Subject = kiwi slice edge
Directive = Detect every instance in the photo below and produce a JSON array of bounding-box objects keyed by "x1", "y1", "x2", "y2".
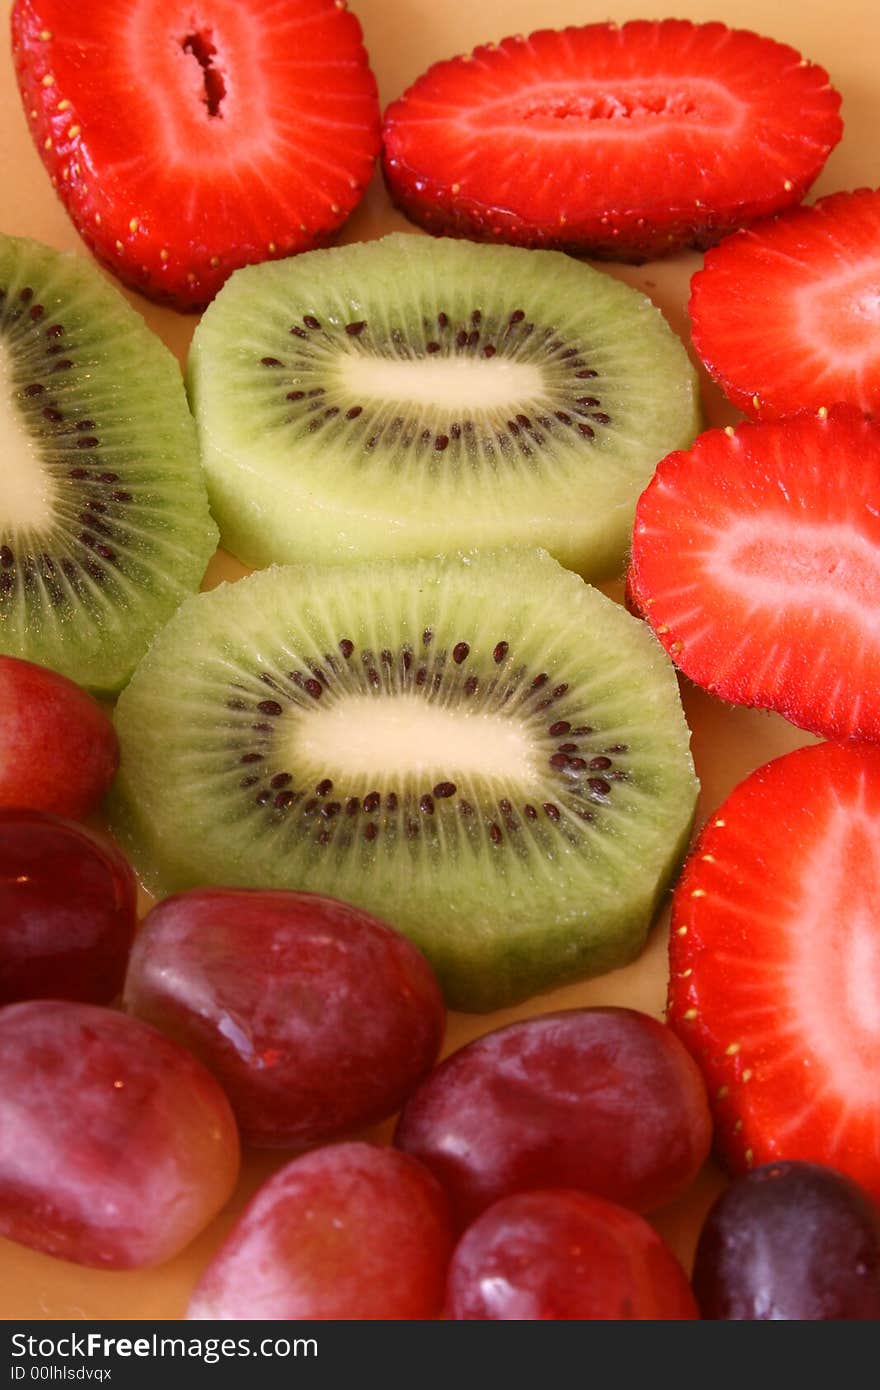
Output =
[
  {"x1": 187, "y1": 233, "x2": 701, "y2": 582},
  {"x1": 108, "y1": 547, "x2": 698, "y2": 1011},
  {"x1": 0, "y1": 233, "x2": 217, "y2": 695}
]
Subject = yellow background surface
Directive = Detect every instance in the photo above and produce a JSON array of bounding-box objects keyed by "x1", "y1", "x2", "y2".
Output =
[{"x1": 0, "y1": 0, "x2": 868, "y2": 1318}]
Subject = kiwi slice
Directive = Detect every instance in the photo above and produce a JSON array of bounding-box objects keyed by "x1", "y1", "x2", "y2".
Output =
[
  {"x1": 0, "y1": 234, "x2": 218, "y2": 694},
  {"x1": 187, "y1": 234, "x2": 700, "y2": 580},
  {"x1": 109, "y1": 548, "x2": 698, "y2": 1011}
]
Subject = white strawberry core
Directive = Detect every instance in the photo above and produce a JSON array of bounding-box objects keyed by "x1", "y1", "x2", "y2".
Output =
[
  {"x1": 336, "y1": 353, "x2": 545, "y2": 412},
  {"x1": 709, "y1": 518, "x2": 880, "y2": 615},
  {"x1": 283, "y1": 694, "x2": 536, "y2": 784},
  {"x1": 802, "y1": 269, "x2": 880, "y2": 360},
  {"x1": 790, "y1": 798, "x2": 880, "y2": 1103},
  {"x1": 488, "y1": 80, "x2": 740, "y2": 132},
  {"x1": 0, "y1": 345, "x2": 55, "y2": 532}
]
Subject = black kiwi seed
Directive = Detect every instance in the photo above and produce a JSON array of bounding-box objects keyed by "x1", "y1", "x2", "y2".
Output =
[
  {"x1": 230, "y1": 262, "x2": 622, "y2": 522},
  {"x1": 1, "y1": 235, "x2": 217, "y2": 694},
  {"x1": 90, "y1": 364, "x2": 701, "y2": 994},
  {"x1": 216, "y1": 621, "x2": 635, "y2": 868}
]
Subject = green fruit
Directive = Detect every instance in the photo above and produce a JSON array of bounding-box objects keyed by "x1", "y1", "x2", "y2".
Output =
[
  {"x1": 188, "y1": 233, "x2": 700, "y2": 580},
  {"x1": 109, "y1": 549, "x2": 698, "y2": 1011},
  {"x1": 0, "y1": 234, "x2": 217, "y2": 694}
]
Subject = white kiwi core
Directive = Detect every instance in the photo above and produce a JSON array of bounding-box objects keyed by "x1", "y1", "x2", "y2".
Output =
[
  {"x1": 283, "y1": 693, "x2": 537, "y2": 784},
  {"x1": 0, "y1": 344, "x2": 56, "y2": 532},
  {"x1": 335, "y1": 352, "x2": 546, "y2": 411}
]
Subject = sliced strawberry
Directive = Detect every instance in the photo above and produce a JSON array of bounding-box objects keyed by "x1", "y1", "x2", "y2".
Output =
[
  {"x1": 691, "y1": 189, "x2": 880, "y2": 419},
  {"x1": 381, "y1": 20, "x2": 841, "y2": 262},
  {"x1": 629, "y1": 406, "x2": 880, "y2": 742},
  {"x1": 11, "y1": 0, "x2": 381, "y2": 309},
  {"x1": 668, "y1": 742, "x2": 880, "y2": 1203}
]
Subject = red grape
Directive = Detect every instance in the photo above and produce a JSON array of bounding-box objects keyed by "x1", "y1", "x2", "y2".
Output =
[
  {"x1": 693, "y1": 1161, "x2": 880, "y2": 1319},
  {"x1": 187, "y1": 1142, "x2": 454, "y2": 1319},
  {"x1": 446, "y1": 1189, "x2": 698, "y2": 1320},
  {"x1": 0, "y1": 810, "x2": 138, "y2": 1005},
  {"x1": 0, "y1": 1001, "x2": 240, "y2": 1268},
  {"x1": 124, "y1": 888, "x2": 445, "y2": 1147},
  {"x1": 395, "y1": 1007, "x2": 711, "y2": 1226},
  {"x1": 0, "y1": 656, "x2": 118, "y2": 819}
]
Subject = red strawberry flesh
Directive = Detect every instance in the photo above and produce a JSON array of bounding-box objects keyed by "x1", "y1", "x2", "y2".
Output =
[
  {"x1": 690, "y1": 188, "x2": 880, "y2": 419},
  {"x1": 668, "y1": 742, "x2": 880, "y2": 1203},
  {"x1": 629, "y1": 406, "x2": 880, "y2": 742},
  {"x1": 11, "y1": 0, "x2": 381, "y2": 309},
  {"x1": 382, "y1": 20, "x2": 841, "y2": 261}
]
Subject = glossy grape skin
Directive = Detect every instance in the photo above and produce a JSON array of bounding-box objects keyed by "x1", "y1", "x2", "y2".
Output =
[
  {"x1": 0, "y1": 656, "x2": 118, "y2": 819},
  {"x1": 395, "y1": 1007, "x2": 711, "y2": 1227},
  {"x1": 693, "y1": 1161, "x2": 880, "y2": 1319},
  {"x1": 0, "y1": 1001, "x2": 240, "y2": 1269},
  {"x1": 124, "y1": 888, "x2": 445, "y2": 1147},
  {"x1": 0, "y1": 811, "x2": 138, "y2": 1006},
  {"x1": 446, "y1": 1189, "x2": 698, "y2": 1320},
  {"x1": 187, "y1": 1142, "x2": 454, "y2": 1319}
]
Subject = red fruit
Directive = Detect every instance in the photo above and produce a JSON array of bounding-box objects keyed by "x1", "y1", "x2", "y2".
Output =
[
  {"x1": 382, "y1": 20, "x2": 841, "y2": 261},
  {"x1": 629, "y1": 407, "x2": 880, "y2": 742},
  {"x1": 187, "y1": 1143, "x2": 454, "y2": 1319},
  {"x1": 0, "y1": 810, "x2": 137, "y2": 1006},
  {"x1": 0, "y1": 1001, "x2": 240, "y2": 1268},
  {"x1": 668, "y1": 742, "x2": 880, "y2": 1203},
  {"x1": 0, "y1": 656, "x2": 118, "y2": 819},
  {"x1": 690, "y1": 189, "x2": 880, "y2": 419},
  {"x1": 446, "y1": 1190, "x2": 698, "y2": 1320},
  {"x1": 693, "y1": 1161, "x2": 880, "y2": 1320},
  {"x1": 124, "y1": 888, "x2": 445, "y2": 1147},
  {"x1": 11, "y1": 0, "x2": 381, "y2": 310},
  {"x1": 395, "y1": 1007, "x2": 711, "y2": 1228}
]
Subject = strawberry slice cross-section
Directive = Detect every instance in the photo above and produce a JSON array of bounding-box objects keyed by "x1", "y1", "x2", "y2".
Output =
[
  {"x1": 668, "y1": 742, "x2": 880, "y2": 1203},
  {"x1": 690, "y1": 189, "x2": 880, "y2": 419},
  {"x1": 382, "y1": 20, "x2": 842, "y2": 262},
  {"x1": 628, "y1": 406, "x2": 880, "y2": 742},
  {"x1": 11, "y1": 0, "x2": 381, "y2": 309}
]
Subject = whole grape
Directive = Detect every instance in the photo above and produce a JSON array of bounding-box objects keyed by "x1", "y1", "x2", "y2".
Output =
[{"x1": 693, "y1": 1161, "x2": 880, "y2": 1319}]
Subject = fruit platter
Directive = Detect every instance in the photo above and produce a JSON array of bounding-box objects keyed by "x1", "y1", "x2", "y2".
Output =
[{"x1": 1, "y1": 0, "x2": 879, "y2": 1320}]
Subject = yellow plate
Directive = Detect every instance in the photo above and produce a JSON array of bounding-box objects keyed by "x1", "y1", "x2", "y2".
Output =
[{"x1": 0, "y1": 0, "x2": 867, "y2": 1319}]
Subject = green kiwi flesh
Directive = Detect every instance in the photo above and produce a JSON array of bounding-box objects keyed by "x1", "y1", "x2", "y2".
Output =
[
  {"x1": 0, "y1": 235, "x2": 218, "y2": 694},
  {"x1": 187, "y1": 234, "x2": 700, "y2": 581},
  {"x1": 109, "y1": 548, "x2": 698, "y2": 1011}
]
